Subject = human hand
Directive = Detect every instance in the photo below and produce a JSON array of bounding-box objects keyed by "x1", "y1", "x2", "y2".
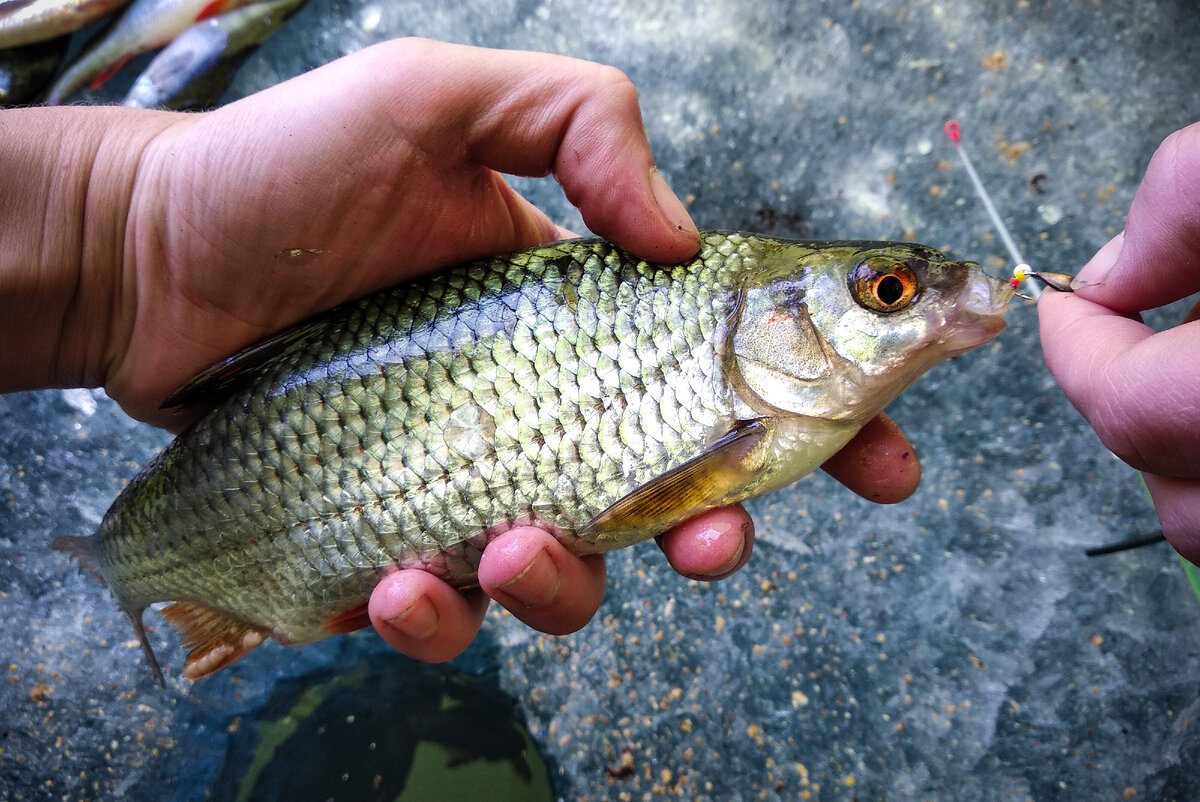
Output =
[
  {"x1": 1038, "y1": 121, "x2": 1200, "y2": 564},
  {"x1": 114, "y1": 39, "x2": 727, "y2": 661},
  {"x1": 95, "y1": 38, "x2": 699, "y2": 430}
]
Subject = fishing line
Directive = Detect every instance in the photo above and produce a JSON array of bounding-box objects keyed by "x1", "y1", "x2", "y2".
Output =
[{"x1": 943, "y1": 119, "x2": 1044, "y2": 298}]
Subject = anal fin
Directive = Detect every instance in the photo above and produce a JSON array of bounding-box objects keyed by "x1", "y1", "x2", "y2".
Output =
[
  {"x1": 160, "y1": 601, "x2": 270, "y2": 680},
  {"x1": 88, "y1": 56, "x2": 131, "y2": 90}
]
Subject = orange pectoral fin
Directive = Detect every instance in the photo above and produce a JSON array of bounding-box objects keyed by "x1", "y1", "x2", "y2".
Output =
[{"x1": 160, "y1": 601, "x2": 270, "y2": 680}]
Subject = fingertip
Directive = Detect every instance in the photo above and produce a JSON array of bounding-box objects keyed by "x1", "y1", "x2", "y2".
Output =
[
  {"x1": 550, "y1": 74, "x2": 700, "y2": 265},
  {"x1": 571, "y1": 168, "x2": 701, "y2": 264},
  {"x1": 1072, "y1": 231, "x2": 1123, "y2": 289},
  {"x1": 479, "y1": 527, "x2": 563, "y2": 607},
  {"x1": 368, "y1": 570, "x2": 488, "y2": 663},
  {"x1": 822, "y1": 414, "x2": 921, "y2": 504},
  {"x1": 648, "y1": 168, "x2": 702, "y2": 252},
  {"x1": 479, "y1": 527, "x2": 606, "y2": 635},
  {"x1": 1144, "y1": 473, "x2": 1200, "y2": 567},
  {"x1": 1034, "y1": 291, "x2": 1157, "y2": 420},
  {"x1": 657, "y1": 505, "x2": 754, "y2": 581}
]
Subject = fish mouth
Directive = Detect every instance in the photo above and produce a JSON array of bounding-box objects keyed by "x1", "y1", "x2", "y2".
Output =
[{"x1": 939, "y1": 270, "x2": 1014, "y2": 355}]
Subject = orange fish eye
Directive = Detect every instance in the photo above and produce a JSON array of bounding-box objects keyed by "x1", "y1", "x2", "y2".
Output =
[{"x1": 848, "y1": 258, "x2": 920, "y2": 313}]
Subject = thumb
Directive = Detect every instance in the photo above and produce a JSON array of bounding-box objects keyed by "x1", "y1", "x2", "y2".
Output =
[{"x1": 1075, "y1": 122, "x2": 1200, "y2": 313}]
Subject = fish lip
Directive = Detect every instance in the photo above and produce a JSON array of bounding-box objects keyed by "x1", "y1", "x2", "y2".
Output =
[
  {"x1": 938, "y1": 272, "x2": 1013, "y2": 354},
  {"x1": 960, "y1": 269, "x2": 1015, "y2": 318}
]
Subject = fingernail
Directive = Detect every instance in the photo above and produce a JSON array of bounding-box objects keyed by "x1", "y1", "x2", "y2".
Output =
[
  {"x1": 649, "y1": 168, "x2": 698, "y2": 235},
  {"x1": 389, "y1": 595, "x2": 438, "y2": 641},
  {"x1": 1075, "y1": 231, "x2": 1124, "y2": 286},
  {"x1": 501, "y1": 547, "x2": 559, "y2": 608},
  {"x1": 708, "y1": 536, "x2": 746, "y2": 579}
]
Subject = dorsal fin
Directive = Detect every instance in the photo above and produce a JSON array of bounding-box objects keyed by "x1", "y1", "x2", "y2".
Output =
[
  {"x1": 159, "y1": 314, "x2": 333, "y2": 409},
  {"x1": 88, "y1": 56, "x2": 131, "y2": 91},
  {"x1": 160, "y1": 601, "x2": 270, "y2": 680}
]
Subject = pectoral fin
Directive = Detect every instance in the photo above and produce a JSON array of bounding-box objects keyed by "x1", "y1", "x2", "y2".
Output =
[
  {"x1": 161, "y1": 601, "x2": 270, "y2": 680},
  {"x1": 578, "y1": 420, "x2": 769, "y2": 549}
]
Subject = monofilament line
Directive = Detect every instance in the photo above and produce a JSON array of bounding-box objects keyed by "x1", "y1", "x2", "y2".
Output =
[{"x1": 943, "y1": 120, "x2": 1039, "y2": 299}]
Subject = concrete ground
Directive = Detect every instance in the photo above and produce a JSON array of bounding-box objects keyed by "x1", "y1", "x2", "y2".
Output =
[{"x1": 3, "y1": 1, "x2": 1200, "y2": 799}]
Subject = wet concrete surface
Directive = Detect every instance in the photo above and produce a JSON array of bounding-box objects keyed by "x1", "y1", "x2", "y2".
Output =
[{"x1": 3, "y1": 1, "x2": 1200, "y2": 799}]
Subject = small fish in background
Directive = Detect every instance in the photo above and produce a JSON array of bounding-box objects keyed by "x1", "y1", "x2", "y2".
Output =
[
  {"x1": 53, "y1": 232, "x2": 1014, "y2": 683},
  {"x1": 0, "y1": 0, "x2": 131, "y2": 49},
  {"x1": 122, "y1": 0, "x2": 305, "y2": 110},
  {"x1": 42, "y1": 0, "x2": 257, "y2": 104},
  {"x1": 0, "y1": 31, "x2": 68, "y2": 104}
]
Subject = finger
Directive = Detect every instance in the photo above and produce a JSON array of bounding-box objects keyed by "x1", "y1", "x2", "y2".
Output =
[
  {"x1": 368, "y1": 569, "x2": 490, "y2": 663},
  {"x1": 1077, "y1": 122, "x2": 1200, "y2": 312},
  {"x1": 656, "y1": 505, "x2": 754, "y2": 581},
  {"x1": 1143, "y1": 473, "x2": 1200, "y2": 566},
  {"x1": 821, "y1": 413, "x2": 921, "y2": 503},
  {"x1": 378, "y1": 39, "x2": 700, "y2": 263},
  {"x1": 478, "y1": 526, "x2": 606, "y2": 635},
  {"x1": 1039, "y1": 291, "x2": 1200, "y2": 476},
  {"x1": 473, "y1": 71, "x2": 700, "y2": 262}
]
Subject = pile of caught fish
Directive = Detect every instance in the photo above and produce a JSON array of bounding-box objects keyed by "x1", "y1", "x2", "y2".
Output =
[{"x1": 0, "y1": 0, "x2": 305, "y2": 107}]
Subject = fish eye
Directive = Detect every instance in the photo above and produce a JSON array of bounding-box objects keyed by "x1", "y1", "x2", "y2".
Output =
[{"x1": 848, "y1": 258, "x2": 920, "y2": 313}]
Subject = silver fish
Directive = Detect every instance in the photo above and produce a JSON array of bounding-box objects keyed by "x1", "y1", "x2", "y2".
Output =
[
  {"x1": 43, "y1": 0, "x2": 255, "y2": 103},
  {"x1": 122, "y1": 0, "x2": 304, "y2": 110},
  {"x1": 0, "y1": 0, "x2": 130, "y2": 49}
]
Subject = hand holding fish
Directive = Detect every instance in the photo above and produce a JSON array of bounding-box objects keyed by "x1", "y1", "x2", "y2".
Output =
[
  {"x1": 1, "y1": 38, "x2": 928, "y2": 674},
  {"x1": 1039, "y1": 121, "x2": 1200, "y2": 565}
]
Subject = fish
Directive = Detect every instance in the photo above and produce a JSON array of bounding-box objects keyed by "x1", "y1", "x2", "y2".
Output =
[
  {"x1": 0, "y1": 0, "x2": 131, "y2": 49},
  {"x1": 42, "y1": 0, "x2": 255, "y2": 104},
  {"x1": 53, "y1": 231, "x2": 1014, "y2": 683},
  {"x1": 122, "y1": 0, "x2": 305, "y2": 110},
  {"x1": 0, "y1": 32, "x2": 68, "y2": 105}
]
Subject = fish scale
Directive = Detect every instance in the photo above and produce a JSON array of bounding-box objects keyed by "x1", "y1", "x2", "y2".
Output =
[
  {"x1": 54, "y1": 231, "x2": 1013, "y2": 681},
  {"x1": 143, "y1": 242, "x2": 717, "y2": 596}
]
